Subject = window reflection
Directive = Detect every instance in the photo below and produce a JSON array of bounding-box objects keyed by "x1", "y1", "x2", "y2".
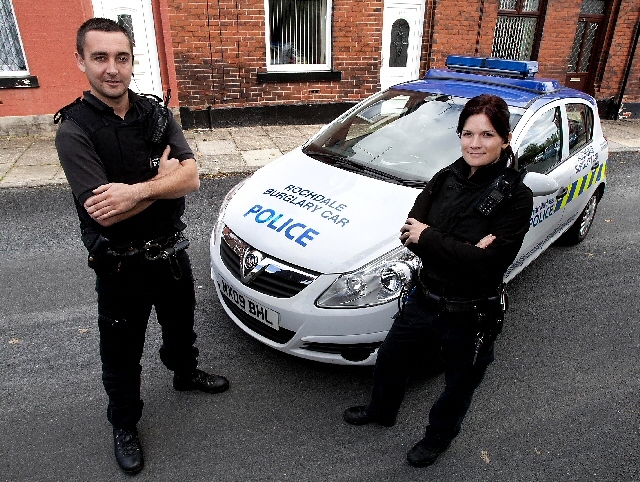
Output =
[{"x1": 518, "y1": 107, "x2": 562, "y2": 173}]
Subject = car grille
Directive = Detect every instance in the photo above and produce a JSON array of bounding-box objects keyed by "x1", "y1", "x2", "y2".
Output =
[
  {"x1": 220, "y1": 295, "x2": 296, "y2": 344},
  {"x1": 219, "y1": 226, "x2": 319, "y2": 298}
]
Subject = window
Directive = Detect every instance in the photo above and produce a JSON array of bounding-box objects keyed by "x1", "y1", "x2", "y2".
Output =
[
  {"x1": 389, "y1": 19, "x2": 410, "y2": 68},
  {"x1": 266, "y1": 0, "x2": 331, "y2": 72},
  {"x1": 566, "y1": 103, "x2": 594, "y2": 154},
  {"x1": 517, "y1": 107, "x2": 562, "y2": 174},
  {"x1": 492, "y1": 0, "x2": 546, "y2": 61},
  {"x1": 0, "y1": 0, "x2": 28, "y2": 77}
]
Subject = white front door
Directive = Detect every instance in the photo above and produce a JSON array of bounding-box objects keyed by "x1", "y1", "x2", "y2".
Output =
[
  {"x1": 92, "y1": 0, "x2": 163, "y2": 98},
  {"x1": 380, "y1": 0, "x2": 426, "y2": 91}
]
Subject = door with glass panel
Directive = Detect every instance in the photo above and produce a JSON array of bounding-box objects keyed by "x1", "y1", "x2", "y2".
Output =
[
  {"x1": 380, "y1": 0, "x2": 426, "y2": 90},
  {"x1": 565, "y1": 0, "x2": 607, "y2": 93},
  {"x1": 92, "y1": 0, "x2": 163, "y2": 98}
]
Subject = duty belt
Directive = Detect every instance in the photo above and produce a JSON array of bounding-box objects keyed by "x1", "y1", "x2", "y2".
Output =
[
  {"x1": 109, "y1": 232, "x2": 189, "y2": 261},
  {"x1": 421, "y1": 286, "x2": 502, "y2": 314}
]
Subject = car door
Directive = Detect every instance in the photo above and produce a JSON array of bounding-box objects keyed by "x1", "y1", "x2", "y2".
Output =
[
  {"x1": 554, "y1": 101, "x2": 600, "y2": 234},
  {"x1": 513, "y1": 103, "x2": 568, "y2": 262}
]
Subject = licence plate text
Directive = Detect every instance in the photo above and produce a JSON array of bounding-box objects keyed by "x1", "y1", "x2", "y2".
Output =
[{"x1": 218, "y1": 276, "x2": 280, "y2": 330}]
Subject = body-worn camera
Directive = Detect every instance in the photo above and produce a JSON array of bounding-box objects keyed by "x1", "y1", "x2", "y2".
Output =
[{"x1": 144, "y1": 90, "x2": 172, "y2": 173}]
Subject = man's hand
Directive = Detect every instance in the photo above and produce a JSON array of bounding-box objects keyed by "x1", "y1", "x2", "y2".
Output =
[
  {"x1": 84, "y1": 144, "x2": 198, "y2": 227},
  {"x1": 156, "y1": 145, "x2": 180, "y2": 178},
  {"x1": 84, "y1": 182, "x2": 143, "y2": 222},
  {"x1": 475, "y1": 234, "x2": 496, "y2": 249},
  {"x1": 400, "y1": 218, "x2": 429, "y2": 246}
]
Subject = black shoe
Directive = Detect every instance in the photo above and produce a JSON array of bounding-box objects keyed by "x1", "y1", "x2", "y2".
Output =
[
  {"x1": 406, "y1": 437, "x2": 450, "y2": 467},
  {"x1": 113, "y1": 427, "x2": 144, "y2": 475},
  {"x1": 343, "y1": 406, "x2": 395, "y2": 427},
  {"x1": 173, "y1": 369, "x2": 229, "y2": 394}
]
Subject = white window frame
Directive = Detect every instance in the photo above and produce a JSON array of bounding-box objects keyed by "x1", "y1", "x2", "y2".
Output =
[
  {"x1": 264, "y1": 0, "x2": 332, "y2": 72},
  {"x1": 0, "y1": 0, "x2": 29, "y2": 78}
]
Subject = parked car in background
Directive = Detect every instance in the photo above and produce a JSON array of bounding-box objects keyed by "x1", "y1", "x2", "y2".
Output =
[{"x1": 210, "y1": 56, "x2": 608, "y2": 365}]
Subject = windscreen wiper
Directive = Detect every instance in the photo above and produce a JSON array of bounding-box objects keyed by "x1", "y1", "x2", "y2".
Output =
[
  {"x1": 305, "y1": 148, "x2": 427, "y2": 189},
  {"x1": 304, "y1": 149, "x2": 365, "y2": 173}
]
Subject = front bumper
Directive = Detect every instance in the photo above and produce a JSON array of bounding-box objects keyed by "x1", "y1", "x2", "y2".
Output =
[{"x1": 209, "y1": 231, "x2": 395, "y2": 365}]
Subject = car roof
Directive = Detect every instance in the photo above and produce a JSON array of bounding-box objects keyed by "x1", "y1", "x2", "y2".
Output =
[{"x1": 391, "y1": 56, "x2": 596, "y2": 109}]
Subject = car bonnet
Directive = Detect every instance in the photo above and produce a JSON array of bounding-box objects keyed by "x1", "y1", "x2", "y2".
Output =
[{"x1": 220, "y1": 149, "x2": 421, "y2": 274}]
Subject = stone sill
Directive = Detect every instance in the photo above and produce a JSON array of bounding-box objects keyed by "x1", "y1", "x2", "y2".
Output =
[{"x1": 0, "y1": 76, "x2": 39, "y2": 89}]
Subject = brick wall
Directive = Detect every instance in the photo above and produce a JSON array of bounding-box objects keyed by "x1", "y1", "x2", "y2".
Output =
[
  {"x1": 597, "y1": 0, "x2": 640, "y2": 107},
  {"x1": 536, "y1": 0, "x2": 583, "y2": 81},
  {"x1": 0, "y1": 0, "x2": 91, "y2": 117},
  {"x1": 166, "y1": 0, "x2": 639, "y2": 118},
  {"x1": 168, "y1": 0, "x2": 384, "y2": 111},
  {"x1": 418, "y1": 0, "x2": 499, "y2": 76},
  {"x1": 428, "y1": 0, "x2": 486, "y2": 69}
]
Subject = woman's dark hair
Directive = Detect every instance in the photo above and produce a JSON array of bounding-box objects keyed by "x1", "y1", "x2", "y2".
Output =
[
  {"x1": 456, "y1": 94, "x2": 515, "y2": 165},
  {"x1": 456, "y1": 94, "x2": 511, "y2": 142},
  {"x1": 76, "y1": 18, "x2": 133, "y2": 59}
]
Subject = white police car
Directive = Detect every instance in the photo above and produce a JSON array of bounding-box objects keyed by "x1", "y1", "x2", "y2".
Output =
[{"x1": 210, "y1": 56, "x2": 607, "y2": 365}]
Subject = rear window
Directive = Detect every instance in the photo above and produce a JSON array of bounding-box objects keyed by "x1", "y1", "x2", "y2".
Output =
[{"x1": 567, "y1": 103, "x2": 594, "y2": 155}]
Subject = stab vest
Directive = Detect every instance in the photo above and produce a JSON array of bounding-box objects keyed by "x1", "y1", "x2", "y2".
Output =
[
  {"x1": 56, "y1": 95, "x2": 185, "y2": 245},
  {"x1": 424, "y1": 160, "x2": 525, "y2": 246}
]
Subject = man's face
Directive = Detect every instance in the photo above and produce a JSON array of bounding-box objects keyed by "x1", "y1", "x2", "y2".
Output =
[{"x1": 75, "y1": 30, "x2": 133, "y2": 105}]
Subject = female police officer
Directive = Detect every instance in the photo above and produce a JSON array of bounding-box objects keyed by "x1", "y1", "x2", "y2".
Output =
[{"x1": 343, "y1": 94, "x2": 533, "y2": 467}]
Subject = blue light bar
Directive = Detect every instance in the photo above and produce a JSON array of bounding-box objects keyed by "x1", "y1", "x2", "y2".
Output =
[
  {"x1": 424, "y1": 69, "x2": 562, "y2": 95},
  {"x1": 445, "y1": 55, "x2": 539, "y2": 79}
]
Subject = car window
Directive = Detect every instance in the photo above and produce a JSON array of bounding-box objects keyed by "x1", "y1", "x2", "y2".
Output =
[
  {"x1": 517, "y1": 107, "x2": 562, "y2": 174},
  {"x1": 566, "y1": 103, "x2": 594, "y2": 155}
]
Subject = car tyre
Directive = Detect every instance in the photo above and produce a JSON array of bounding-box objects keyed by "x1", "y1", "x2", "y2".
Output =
[{"x1": 557, "y1": 192, "x2": 599, "y2": 245}]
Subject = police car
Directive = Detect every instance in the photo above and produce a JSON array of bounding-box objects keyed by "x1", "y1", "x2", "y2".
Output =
[{"x1": 210, "y1": 56, "x2": 607, "y2": 365}]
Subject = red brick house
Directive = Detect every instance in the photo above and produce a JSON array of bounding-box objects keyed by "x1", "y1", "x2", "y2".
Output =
[
  {"x1": 1, "y1": 0, "x2": 638, "y2": 132},
  {"x1": 0, "y1": 0, "x2": 180, "y2": 133}
]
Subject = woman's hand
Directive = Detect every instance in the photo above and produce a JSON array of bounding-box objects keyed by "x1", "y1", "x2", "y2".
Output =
[
  {"x1": 400, "y1": 218, "x2": 429, "y2": 246},
  {"x1": 475, "y1": 234, "x2": 496, "y2": 249}
]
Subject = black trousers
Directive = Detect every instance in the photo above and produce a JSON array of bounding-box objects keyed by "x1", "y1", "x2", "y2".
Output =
[
  {"x1": 95, "y1": 250, "x2": 198, "y2": 428},
  {"x1": 367, "y1": 288, "x2": 495, "y2": 445}
]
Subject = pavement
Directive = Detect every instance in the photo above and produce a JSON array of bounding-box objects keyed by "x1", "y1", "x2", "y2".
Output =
[{"x1": 0, "y1": 119, "x2": 639, "y2": 189}]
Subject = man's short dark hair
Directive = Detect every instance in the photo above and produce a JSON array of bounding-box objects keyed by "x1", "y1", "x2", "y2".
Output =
[{"x1": 76, "y1": 17, "x2": 134, "y2": 58}]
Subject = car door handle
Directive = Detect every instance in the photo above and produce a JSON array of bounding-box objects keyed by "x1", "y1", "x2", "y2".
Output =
[
  {"x1": 556, "y1": 187, "x2": 568, "y2": 199},
  {"x1": 591, "y1": 160, "x2": 600, "y2": 171}
]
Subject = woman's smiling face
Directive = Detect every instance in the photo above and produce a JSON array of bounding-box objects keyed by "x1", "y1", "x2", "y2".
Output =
[{"x1": 460, "y1": 113, "x2": 510, "y2": 175}]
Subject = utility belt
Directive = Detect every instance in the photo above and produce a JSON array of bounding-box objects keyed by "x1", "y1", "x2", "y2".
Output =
[
  {"x1": 417, "y1": 281, "x2": 508, "y2": 365},
  {"x1": 419, "y1": 281, "x2": 508, "y2": 316},
  {"x1": 108, "y1": 232, "x2": 190, "y2": 261},
  {"x1": 87, "y1": 232, "x2": 189, "y2": 277}
]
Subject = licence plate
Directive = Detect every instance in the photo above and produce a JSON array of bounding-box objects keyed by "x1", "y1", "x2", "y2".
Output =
[{"x1": 218, "y1": 276, "x2": 280, "y2": 330}]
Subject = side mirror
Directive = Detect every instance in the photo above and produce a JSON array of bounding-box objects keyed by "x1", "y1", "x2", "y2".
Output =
[{"x1": 522, "y1": 172, "x2": 559, "y2": 196}]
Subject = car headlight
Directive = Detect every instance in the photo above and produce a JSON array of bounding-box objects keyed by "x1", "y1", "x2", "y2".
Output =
[
  {"x1": 316, "y1": 247, "x2": 420, "y2": 308},
  {"x1": 213, "y1": 176, "x2": 250, "y2": 245}
]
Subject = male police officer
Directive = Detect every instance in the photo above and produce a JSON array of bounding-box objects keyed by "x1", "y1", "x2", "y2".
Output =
[{"x1": 55, "y1": 18, "x2": 229, "y2": 475}]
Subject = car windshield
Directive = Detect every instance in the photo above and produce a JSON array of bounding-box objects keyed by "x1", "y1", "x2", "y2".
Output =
[{"x1": 304, "y1": 89, "x2": 523, "y2": 185}]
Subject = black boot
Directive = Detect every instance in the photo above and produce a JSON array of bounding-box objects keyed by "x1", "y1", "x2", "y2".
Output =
[
  {"x1": 406, "y1": 435, "x2": 450, "y2": 467},
  {"x1": 173, "y1": 368, "x2": 229, "y2": 394},
  {"x1": 343, "y1": 406, "x2": 395, "y2": 427},
  {"x1": 113, "y1": 427, "x2": 144, "y2": 474}
]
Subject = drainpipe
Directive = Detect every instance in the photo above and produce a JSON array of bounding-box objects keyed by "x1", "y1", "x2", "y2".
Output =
[{"x1": 615, "y1": 15, "x2": 640, "y2": 119}]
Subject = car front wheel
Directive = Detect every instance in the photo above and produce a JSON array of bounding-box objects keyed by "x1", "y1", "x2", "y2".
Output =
[{"x1": 558, "y1": 192, "x2": 599, "y2": 245}]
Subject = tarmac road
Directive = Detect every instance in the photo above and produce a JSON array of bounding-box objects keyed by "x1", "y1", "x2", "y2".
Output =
[{"x1": 0, "y1": 152, "x2": 638, "y2": 481}]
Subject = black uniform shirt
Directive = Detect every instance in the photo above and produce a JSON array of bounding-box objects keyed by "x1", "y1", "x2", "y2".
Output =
[
  {"x1": 55, "y1": 90, "x2": 195, "y2": 243},
  {"x1": 407, "y1": 156, "x2": 533, "y2": 299}
]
